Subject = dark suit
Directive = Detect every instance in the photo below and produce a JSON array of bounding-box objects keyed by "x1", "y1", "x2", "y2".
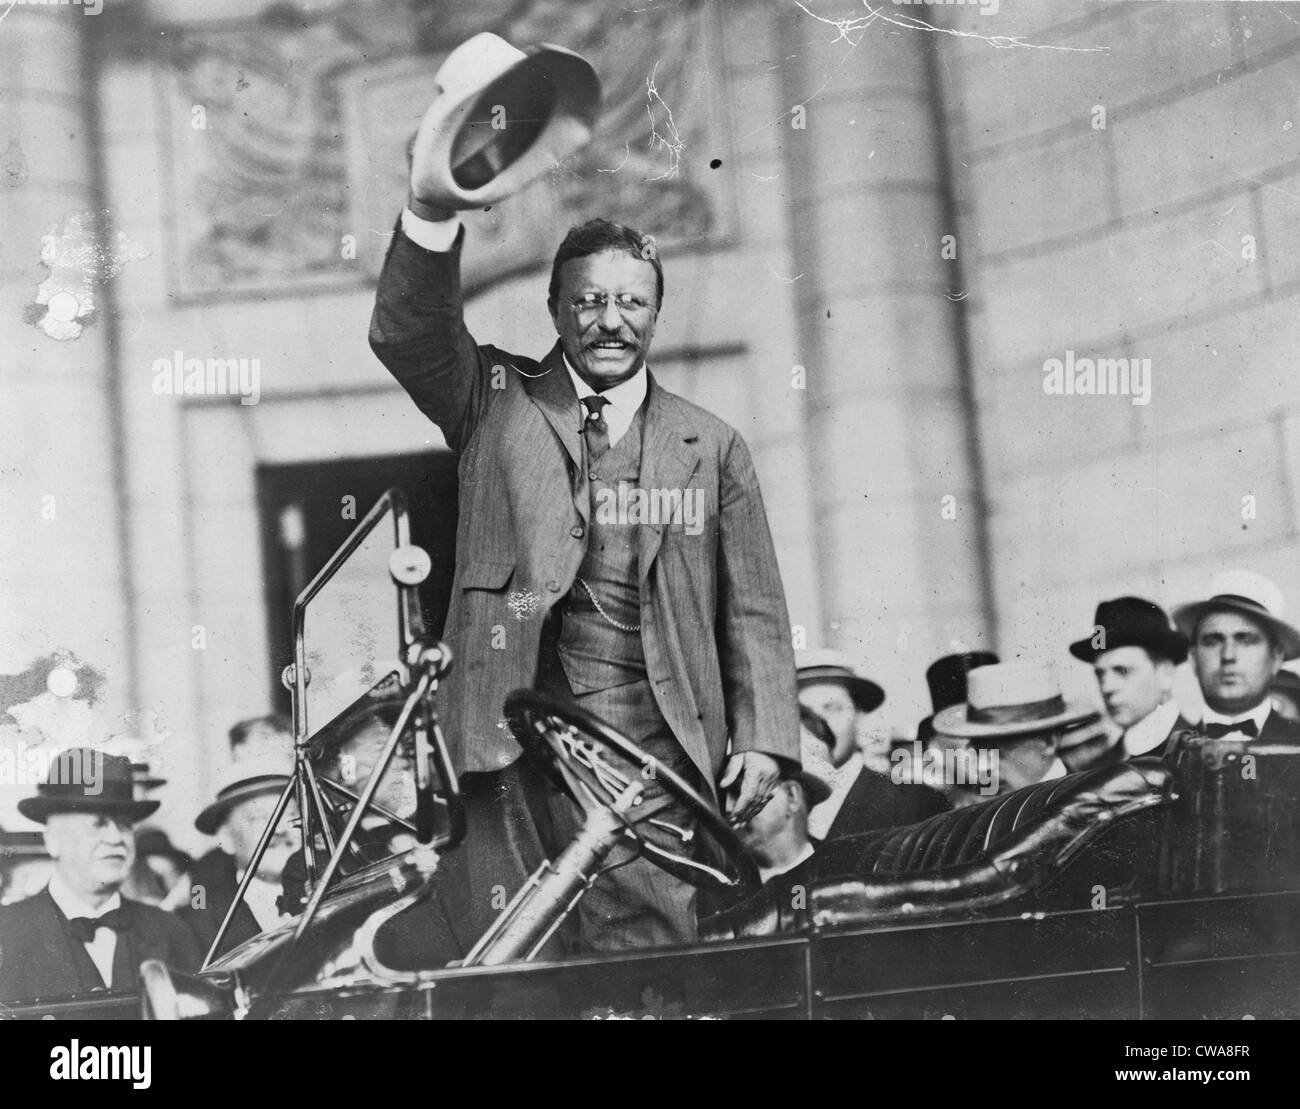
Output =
[
  {"x1": 279, "y1": 823, "x2": 469, "y2": 969},
  {"x1": 177, "y1": 848, "x2": 262, "y2": 960},
  {"x1": 369, "y1": 226, "x2": 800, "y2": 949},
  {"x1": 0, "y1": 888, "x2": 201, "y2": 1003},
  {"x1": 1162, "y1": 708, "x2": 1300, "y2": 761},
  {"x1": 369, "y1": 228, "x2": 799, "y2": 781},
  {"x1": 698, "y1": 840, "x2": 822, "y2": 925},
  {"x1": 824, "y1": 767, "x2": 951, "y2": 840},
  {"x1": 1259, "y1": 709, "x2": 1300, "y2": 741}
]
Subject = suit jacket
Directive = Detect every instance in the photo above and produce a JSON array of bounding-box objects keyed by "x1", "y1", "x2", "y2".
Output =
[
  {"x1": 0, "y1": 888, "x2": 202, "y2": 1003},
  {"x1": 177, "y1": 848, "x2": 262, "y2": 960},
  {"x1": 369, "y1": 228, "x2": 800, "y2": 785},
  {"x1": 1163, "y1": 707, "x2": 1300, "y2": 757},
  {"x1": 825, "y1": 767, "x2": 952, "y2": 840},
  {"x1": 698, "y1": 839, "x2": 823, "y2": 924},
  {"x1": 1087, "y1": 708, "x2": 1300, "y2": 769},
  {"x1": 1259, "y1": 709, "x2": 1300, "y2": 742}
]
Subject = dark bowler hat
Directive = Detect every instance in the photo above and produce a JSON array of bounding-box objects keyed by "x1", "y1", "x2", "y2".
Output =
[
  {"x1": 17, "y1": 748, "x2": 159, "y2": 824},
  {"x1": 918, "y1": 651, "x2": 998, "y2": 741},
  {"x1": 795, "y1": 649, "x2": 885, "y2": 714},
  {"x1": 1070, "y1": 596, "x2": 1188, "y2": 664}
]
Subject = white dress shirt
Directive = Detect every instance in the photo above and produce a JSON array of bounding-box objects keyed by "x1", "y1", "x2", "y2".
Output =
[
  {"x1": 1121, "y1": 699, "x2": 1182, "y2": 757},
  {"x1": 1200, "y1": 698, "x2": 1274, "y2": 738},
  {"x1": 807, "y1": 752, "x2": 861, "y2": 841},
  {"x1": 241, "y1": 874, "x2": 288, "y2": 933},
  {"x1": 400, "y1": 208, "x2": 461, "y2": 252},
  {"x1": 46, "y1": 873, "x2": 122, "y2": 987},
  {"x1": 563, "y1": 358, "x2": 647, "y2": 448},
  {"x1": 759, "y1": 842, "x2": 816, "y2": 886}
]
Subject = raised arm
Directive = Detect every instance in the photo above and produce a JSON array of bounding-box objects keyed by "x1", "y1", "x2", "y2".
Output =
[{"x1": 368, "y1": 217, "x2": 495, "y2": 455}]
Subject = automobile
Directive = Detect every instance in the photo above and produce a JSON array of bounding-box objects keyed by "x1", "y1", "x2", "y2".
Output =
[{"x1": 5, "y1": 489, "x2": 1300, "y2": 1021}]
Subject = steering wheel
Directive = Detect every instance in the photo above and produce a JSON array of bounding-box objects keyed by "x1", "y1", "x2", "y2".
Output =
[{"x1": 504, "y1": 689, "x2": 760, "y2": 893}]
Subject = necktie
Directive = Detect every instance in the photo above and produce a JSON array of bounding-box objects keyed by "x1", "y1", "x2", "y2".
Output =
[
  {"x1": 1203, "y1": 719, "x2": 1259, "y2": 739},
  {"x1": 68, "y1": 907, "x2": 128, "y2": 944},
  {"x1": 581, "y1": 394, "x2": 610, "y2": 462}
]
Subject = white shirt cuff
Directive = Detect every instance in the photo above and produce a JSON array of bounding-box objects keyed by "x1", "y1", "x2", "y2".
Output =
[{"x1": 400, "y1": 208, "x2": 462, "y2": 252}]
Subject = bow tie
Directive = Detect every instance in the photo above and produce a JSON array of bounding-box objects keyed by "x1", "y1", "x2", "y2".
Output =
[
  {"x1": 67, "y1": 908, "x2": 127, "y2": 944},
  {"x1": 1203, "y1": 719, "x2": 1259, "y2": 739}
]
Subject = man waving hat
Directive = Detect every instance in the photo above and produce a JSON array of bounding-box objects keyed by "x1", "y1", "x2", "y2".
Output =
[{"x1": 370, "y1": 32, "x2": 801, "y2": 953}]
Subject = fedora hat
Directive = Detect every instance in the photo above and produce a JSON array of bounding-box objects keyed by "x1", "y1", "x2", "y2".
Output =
[
  {"x1": 1069, "y1": 596, "x2": 1188, "y2": 664},
  {"x1": 932, "y1": 661, "x2": 1100, "y2": 741},
  {"x1": 795, "y1": 649, "x2": 885, "y2": 714},
  {"x1": 17, "y1": 748, "x2": 159, "y2": 824},
  {"x1": 410, "y1": 32, "x2": 600, "y2": 210},
  {"x1": 1173, "y1": 570, "x2": 1300, "y2": 661},
  {"x1": 195, "y1": 756, "x2": 291, "y2": 837},
  {"x1": 779, "y1": 762, "x2": 831, "y2": 808}
]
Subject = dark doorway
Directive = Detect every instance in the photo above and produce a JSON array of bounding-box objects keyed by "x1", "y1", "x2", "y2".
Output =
[{"x1": 256, "y1": 452, "x2": 459, "y2": 713}]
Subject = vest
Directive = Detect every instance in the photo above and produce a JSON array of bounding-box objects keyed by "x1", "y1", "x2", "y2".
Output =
[{"x1": 557, "y1": 407, "x2": 648, "y2": 694}]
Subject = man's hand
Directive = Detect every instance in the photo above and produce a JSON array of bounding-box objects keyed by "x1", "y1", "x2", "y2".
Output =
[
  {"x1": 405, "y1": 130, "x2": 458, "y2": 223},
  {"x1": 720, "y1": 751, "x2": 781, "y2": 826}
]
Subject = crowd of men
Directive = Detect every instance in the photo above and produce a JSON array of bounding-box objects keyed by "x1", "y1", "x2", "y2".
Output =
[{"x1": 1, "y1": 563, "x2": 1297, "y2": 1004}]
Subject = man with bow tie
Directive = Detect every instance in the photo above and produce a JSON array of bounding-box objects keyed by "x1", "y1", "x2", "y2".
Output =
[
  {"x1": 1172, "y1": 571, "x2": 1300, "y2": 744},
  {"x1": 0, "y1": 750, "x2": 201, "y2": 1003}
]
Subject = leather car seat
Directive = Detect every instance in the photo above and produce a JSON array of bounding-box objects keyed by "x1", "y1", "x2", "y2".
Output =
[{"x1": 703, "y1": 760, "x2": 1174, "y2": 940}]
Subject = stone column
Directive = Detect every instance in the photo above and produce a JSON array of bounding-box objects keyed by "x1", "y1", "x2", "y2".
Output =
[
  {"x1": 0, "y1": 8, "x2": 135, "y2": 820},
  {"x1": 776, "y1": 4, "x2": 995, "y2": 730}
]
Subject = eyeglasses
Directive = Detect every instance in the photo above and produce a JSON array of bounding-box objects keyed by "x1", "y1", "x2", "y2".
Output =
[{"x1": 567, "y1": 292, "x2": 656, "y2": 320}]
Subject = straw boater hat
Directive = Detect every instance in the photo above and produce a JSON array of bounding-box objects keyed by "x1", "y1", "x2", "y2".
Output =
[
  {"x1": 17, "y1": 749, "x2": 158, "y2": 824},
  {"x1": 932, "y1": 661, "x2": 1099, "y2": 742},
  {"x1": 1172, "y1": 570, "x2": 1300, "y2": 661},
  {"x1": 794, "y1": 649, "x2": 885, "y2": 715},
  {"x1": 1069, "y1": 596, "x2": 1188, "y2": 664},
  {"x1": 409, "y1": 32, "x2": 601, "y2": 210},
  {"x1": 195, "y1": 756, "x2": 291, "y2": 837}
]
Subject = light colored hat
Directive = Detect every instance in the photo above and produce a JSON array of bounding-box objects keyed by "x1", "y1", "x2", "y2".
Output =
[
  {"x1": 932, "y1": 661, "x2": 1099, "y2": 741},
  {"x1": 195, "y1": 755, "x2": 291, "y2": 836},
  {"x1": 795, "y1": 648, "x2": 885, "y2": 713},
  {"x1": 1172, "y1": 570, "x2": 1300, "y2": 661},
  {"x1": 409, "y1": 32, "x2": 600, "y2": 210}
]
